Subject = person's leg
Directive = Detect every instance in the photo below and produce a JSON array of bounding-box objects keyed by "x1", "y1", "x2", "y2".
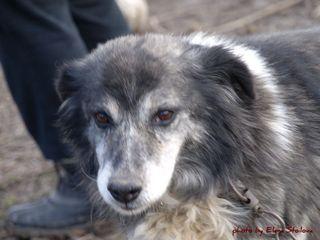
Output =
[
  {"x1": 0, "y1": 0, "x2": 92, "y2": 235},
  {"x1": 69, "y1": 0, "x2": 131, "y2": 51},
  {"x1": 0, "y1": 0, "x2": 87, "y2": 160}
]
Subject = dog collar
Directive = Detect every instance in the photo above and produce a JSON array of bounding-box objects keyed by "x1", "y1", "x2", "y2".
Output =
[{"x1": 229, "y1": 180, "x2": 298, "y2": 240}]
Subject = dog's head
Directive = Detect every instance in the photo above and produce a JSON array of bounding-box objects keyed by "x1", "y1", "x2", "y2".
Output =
[{"x1": 56, "y1": 34, "x2": 255, "y2": 215}]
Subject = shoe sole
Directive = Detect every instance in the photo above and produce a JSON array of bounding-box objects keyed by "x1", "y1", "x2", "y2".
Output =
[{"x1": 5, "y1": 221, "x2": 93, "y2": 238}]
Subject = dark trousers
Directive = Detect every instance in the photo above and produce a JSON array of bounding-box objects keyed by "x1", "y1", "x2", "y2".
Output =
[{"x1": 0, "y1": 0, "x2": 130, "y2": 162}]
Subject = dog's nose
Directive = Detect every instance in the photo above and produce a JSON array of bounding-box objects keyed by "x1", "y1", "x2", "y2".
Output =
[{"x1": 107, "y1": 183, "x2": 141, "y2": 204}]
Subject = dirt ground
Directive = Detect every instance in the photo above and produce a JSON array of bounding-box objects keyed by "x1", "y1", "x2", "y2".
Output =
[{"x1": 0, "y1": 0, "x2": 319, "y2": 239}]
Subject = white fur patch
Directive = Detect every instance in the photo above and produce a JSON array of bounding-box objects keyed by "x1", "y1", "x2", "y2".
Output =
[
  {"x1": 95, "y1": 137, "x2": 107, "y2": 166},
  {"x1": 185, "y1": 32, "x2": 294, "y2": 152},
  {"x1": 96, "y1": 140, "x2": 113, "y2": 204},
  {"x1": 97, "y1": 161, "x2": 113, "y2": 204},
  {"x1": 103, "y1": 97, "x2": 121, "y2": 122},
  {"x1": 131, "y1": 194, "x2": 245, "y2": 240},
  {"x1": 142, "y1": 136, "x2": 183, "y2": 203}
]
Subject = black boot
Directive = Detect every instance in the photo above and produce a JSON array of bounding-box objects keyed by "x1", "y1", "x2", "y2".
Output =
[{"x1": 5, "y1": 160, "x2": 93, "y2": 237}]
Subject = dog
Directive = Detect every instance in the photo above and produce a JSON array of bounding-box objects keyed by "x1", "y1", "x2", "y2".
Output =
[{"x1": 56, "y1": 28, "x2": 320, "y2": 240}]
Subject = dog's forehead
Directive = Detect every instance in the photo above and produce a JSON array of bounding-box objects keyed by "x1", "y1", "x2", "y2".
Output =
[{"x1": 91, "y1": 35, "x2": 191, "y2": 110}]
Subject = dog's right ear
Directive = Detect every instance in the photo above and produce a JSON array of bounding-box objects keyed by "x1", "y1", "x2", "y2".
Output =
[
  {"x1": 55, "y1": 64, "x2": 81, "y2": 101},
  {"x1": 198, "y1": 46, "x2": 255, "y2": 101}
]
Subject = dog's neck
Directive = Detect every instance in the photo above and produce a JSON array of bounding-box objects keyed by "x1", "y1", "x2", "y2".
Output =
[{"x1": 125, "y1": 192, "x2": 241, "y2": 240}]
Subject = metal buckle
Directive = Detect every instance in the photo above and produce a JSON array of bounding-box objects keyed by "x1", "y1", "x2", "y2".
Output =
[{"x1": 229, "y1": 180, "x2": 298, "y2": 240}]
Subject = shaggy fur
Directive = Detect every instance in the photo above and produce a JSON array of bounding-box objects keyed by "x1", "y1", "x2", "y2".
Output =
[
  {"x1": 56, "y1": 28, "x2": 320, "y2": 240},
  {"x1": 131, "y1": 194, "x2": 248, "y2": 240}
]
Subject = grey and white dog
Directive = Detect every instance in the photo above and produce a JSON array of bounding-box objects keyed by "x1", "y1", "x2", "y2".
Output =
[{"x1": 56, "y1": 28, "x2": 320, "y2": 240}]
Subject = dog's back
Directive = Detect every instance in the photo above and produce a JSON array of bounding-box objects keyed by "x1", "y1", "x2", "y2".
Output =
[
  {"x1": 245, "y1": 28, "x2": 320, "y2": 155},
  {"x1": 244, "y1": 29, "x2": 320, "y2": 236},
  {"x1": 245, "y1": 28, "x2": 320, "y2": 101}
]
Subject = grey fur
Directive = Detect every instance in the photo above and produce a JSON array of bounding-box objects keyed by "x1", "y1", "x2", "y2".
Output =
[{"x1": 56, "y1": 28, "x2": 320, "y2": 239}]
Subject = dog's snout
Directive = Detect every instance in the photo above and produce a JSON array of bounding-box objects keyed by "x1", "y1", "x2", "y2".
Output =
[{"x1": 107, "y1": 183, "x2": 141, "y2": 204}]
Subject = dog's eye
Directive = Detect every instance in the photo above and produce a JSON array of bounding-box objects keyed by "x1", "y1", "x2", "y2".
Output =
[
  {"x1": 153, "y1": 110, "x2": 174, "y2": 125},
  {"x1": 94, "y1": 112, "x2": 111, "y2": 127}
]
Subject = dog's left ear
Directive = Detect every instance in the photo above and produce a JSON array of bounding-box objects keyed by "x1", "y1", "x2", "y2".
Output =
[
  {"x1": 200, "y1": 46, "x2": 255, "y2": 100},
  {"x1": 55, "y1": 64, "x2": 81, "y2": 101}
]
